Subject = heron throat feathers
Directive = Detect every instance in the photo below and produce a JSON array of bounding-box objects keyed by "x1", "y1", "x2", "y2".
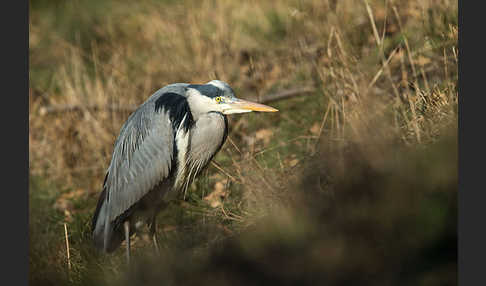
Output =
[{"x1": 173, "y1": 116, "x2": 191, "y2": 191}]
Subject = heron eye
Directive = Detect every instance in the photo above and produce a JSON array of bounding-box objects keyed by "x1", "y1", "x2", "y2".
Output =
[{"x1": 215, "y1": 97, "x2": 222, "y2": 103}]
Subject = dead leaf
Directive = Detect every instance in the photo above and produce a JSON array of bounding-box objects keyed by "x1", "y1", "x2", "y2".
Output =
[
  {"x1": 374, "y1": 7, "x2": 386, "y2": 21},
  {"x1": 53, "y1": 189, "x2": 87, "y2": 219},
  {"x1": 209, "y1": 173, "x2": 224, "y2": 181},
  {"x1": 391, "y1": 49, "x2": 405, "y2": 65},
  {"x1": 63, "y1": 210, "x2": 73, "y2": 222},
  {"x1": 204, "y1": 181, "x2": 228, "y2": 208},
  {"x1": 255, "y1": 129, "x2": 274, "y2": 146},
  {"x1": 415, "y1": 55, "x2": 431, "y2": 66},
  {"x1": 310, "y1": 123, "x2": 320, "y2": 135},
  {"x1": 283, "y1": 155, "x2": 300, "y2": 168},
  {"x1": 288, "y1": 159, "x2": 299, "y2": 167},
  {"x1": 53, "y1": 198, "x2": 73, "y2": 212}
]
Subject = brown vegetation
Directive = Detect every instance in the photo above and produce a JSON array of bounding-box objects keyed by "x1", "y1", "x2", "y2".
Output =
[{"x1": 29, "y1": 0, "x2": 457, "y2": 285}]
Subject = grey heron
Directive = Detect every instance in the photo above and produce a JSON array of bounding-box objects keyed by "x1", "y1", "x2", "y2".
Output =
[{"x1": 91, "y1": 80, "x2": 278, "y2": 262}]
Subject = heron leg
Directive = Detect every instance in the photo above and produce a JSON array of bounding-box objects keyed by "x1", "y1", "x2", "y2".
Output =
[
  {"x1": 124, "y1": 220, "x2": 131, "y2": 265},
  {"x1": 149, "y1": 215, "x2": 160, "y2": 255}
]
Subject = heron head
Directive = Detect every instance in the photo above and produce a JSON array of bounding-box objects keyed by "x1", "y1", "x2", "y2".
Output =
[{"x1": 186, "y1": 80, "x2": 278, "y2": 115}]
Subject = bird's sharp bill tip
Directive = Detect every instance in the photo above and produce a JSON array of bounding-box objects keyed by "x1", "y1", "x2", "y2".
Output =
[
  {"x1": 245, "y1": 105, "x2": 279, "y2": 112},
  {"x1": 235, "y1": 100, "x2": 279, "y2": 112}
]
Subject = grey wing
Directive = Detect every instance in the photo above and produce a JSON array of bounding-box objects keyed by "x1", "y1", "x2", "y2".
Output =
[{"x1": 104, "y1": 99, "x2": 175, "y2": 223}]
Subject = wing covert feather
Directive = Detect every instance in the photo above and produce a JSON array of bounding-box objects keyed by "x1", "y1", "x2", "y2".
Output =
[{"x1": 104, "y1": 92, "x2": 180, "y2": 222}]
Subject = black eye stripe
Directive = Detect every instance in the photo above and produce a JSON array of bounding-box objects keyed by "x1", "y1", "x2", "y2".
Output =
[{"x1": 187, "y1": 84, "x2": 222, "y2": 98}]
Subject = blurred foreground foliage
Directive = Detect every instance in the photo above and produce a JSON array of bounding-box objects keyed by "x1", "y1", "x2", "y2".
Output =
[
  {"x1": 30, "y1": 125, "x2": 457, "y2": 285},
  {"x1": 120, "y1": 127, "x2": 457, "y2": 286}
]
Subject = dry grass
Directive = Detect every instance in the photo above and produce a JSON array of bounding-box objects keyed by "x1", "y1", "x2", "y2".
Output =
[
  {"x1": 30, "y1": 0, "x2": 457, "y2": 187},
  {"x1": 29, "y1": 0, "x2": 457, "y2": 284}
]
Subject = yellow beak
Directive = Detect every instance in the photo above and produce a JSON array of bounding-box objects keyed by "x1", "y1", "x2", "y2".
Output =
[{"x1": 221, "y1": 98, "x2": 279, "y2": 114}]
